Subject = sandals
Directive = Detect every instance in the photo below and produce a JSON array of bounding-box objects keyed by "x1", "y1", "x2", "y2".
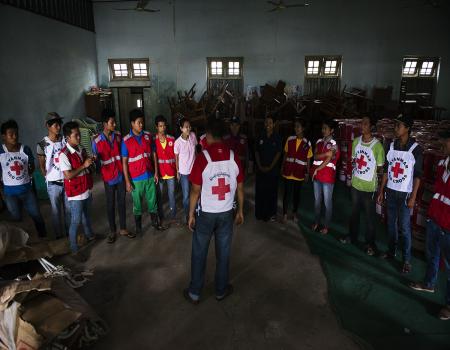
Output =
[
  {"x1": 119, "y1": 229, "x2": 136, "y2": 239},
  {"x1": 319, "y1": 227, "x2": 329, "y2": 235},
  {"x1": 401, "y1": 262, "x2": 412, "y2": 274}
]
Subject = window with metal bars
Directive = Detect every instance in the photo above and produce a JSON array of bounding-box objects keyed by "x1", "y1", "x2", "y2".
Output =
[
  {"x1": 108, "y1": 59, "x2": 150, "y2": 81},
  {"x1": 304, "y1": 56, "x2": 342, "y2": 96},
  {"x1": 305, "y1": 56, "x2": 342, "y2": 78},
  {"x1": 402, "y1": 57, "x2": 439, "y2": 78}
]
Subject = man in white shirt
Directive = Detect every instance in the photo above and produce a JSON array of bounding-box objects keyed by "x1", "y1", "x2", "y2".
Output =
[{"x1": 37, "y1": 112, "x2": 69, "y2": 239}]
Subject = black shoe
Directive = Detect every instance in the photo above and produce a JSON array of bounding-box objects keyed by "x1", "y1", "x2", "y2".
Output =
[
  {"x1": 107, "y1": 232, "x2": 116, "y2": 244},
  {"x1": 151, "y1": 213, "x2": 168, "y2": 231},
  {"x1": 365, "y1": 246, "x2": 376, "y2": 256},
  {"x1": 216, "y1": 284, "x2": 234, "y2": 302},
  {"x1": 183, "y1": 289, "x2": 199, "y2": 305},
  {"x1": 135, "y1": 215, "x2": 142, "y2": 235}
]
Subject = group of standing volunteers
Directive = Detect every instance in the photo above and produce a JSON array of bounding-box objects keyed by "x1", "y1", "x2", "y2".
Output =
[
  {"x1": 254, "y1": 112, "x2": 449, "y2": 320},
  {"x1": 1, "y1": 109, "x2": 449, "y2": 319}
]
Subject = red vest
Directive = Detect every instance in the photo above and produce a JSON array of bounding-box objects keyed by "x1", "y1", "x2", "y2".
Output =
[
  {"x1": 199, "y1": 134, "x2": 208, "y2": 151},
  {"x1": 154, "y1": 134, "x2": 176, "y2": 177},
  {"x1": 428, "y1": 157, "x2": 450, "y2": 231},
  {"x1": 61, "y1": 146, "x2": 93, "y2": 198},
  {"x1": 223, "y1": 134, "x2": 247, "y2": 161},
  {"x1": 123, "y1": 131, "x2": 154, "y2": 179},
  {"x1": 310, "y1": 138, "x2": 340, "y2": 184},
  {"x1": 283, "y1": 136, "x2": 311, "y2": 180},
  {"x1": 94, "y1": 132, "x2": 123, "y2": 183}
]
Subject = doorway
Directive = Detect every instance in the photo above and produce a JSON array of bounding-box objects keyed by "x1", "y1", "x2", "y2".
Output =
[{"x1": 117, "y1": 87, "x2": 144, "y2": 134}]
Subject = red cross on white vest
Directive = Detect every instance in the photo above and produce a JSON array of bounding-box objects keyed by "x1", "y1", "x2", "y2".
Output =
[
  {"x1": 212, "y1": 178, "x2": 230, "y2": 201},
  {"x1": 356, "y1": 154, "x2": 367, "y2": 169},
  {"x1": 10, "y1": 161, "x2": 23, "y2": 176},
  {"x1": 391, "y1": 162, "x2": 404, "y2": 178}
]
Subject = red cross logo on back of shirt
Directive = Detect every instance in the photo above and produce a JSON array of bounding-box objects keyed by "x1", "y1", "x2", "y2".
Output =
[
  {"x1": 212, "y1": 178, "x2": 230, "y2": 201},
  {"x1": 10, "y1": 161, "x2": 23, "y2": 176},
  {"x1": 391, "y1": 162, "x2": 404, "y2": 178},
  {"x1": 356, "y1": 154, "x2": 367, "y2": 169}
]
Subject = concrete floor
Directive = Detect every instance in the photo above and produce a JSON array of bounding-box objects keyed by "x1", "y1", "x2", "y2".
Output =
[{"x1": 2, "y1": 177, "x2": 361, "y2": 349}]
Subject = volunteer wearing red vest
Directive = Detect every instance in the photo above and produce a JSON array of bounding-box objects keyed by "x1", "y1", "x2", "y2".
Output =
[
  {"x1": 199, "y1": 133, "x2": 208, "y2": 151},
  {"x1": 92, "y1": 109, "x2": 134, "y2": 243},
  {"x1": 154, "y1": 115, "x2": 178, "y2": 225},
  {"x1": 223, "y1": 116, "x2": 248, "y2": 173},
  {"x1": 410, "y1": 130, "x2": 450, "y2": 320},
  {"x1": 311, "y1": 119, "x2": 340, "y2": 235},
  {"x1": 183, "y1": 117, "x2": 244, "y2": 304},
  {"x1": 281, "y1": 117, "x2": 312, "y2": 224},
  {"x1": 59, "y1": 121, "x2": 95, "y2": 254},
  {"x1": 122, "y1": 108, "x2": 166, "y2": 235}
]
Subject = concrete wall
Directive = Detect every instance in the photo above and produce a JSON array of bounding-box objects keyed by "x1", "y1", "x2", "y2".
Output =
[
  {"x1": 0, "y1": 4, "x2": 98, "y2": 153},
  {"x1": 94, "y1": 0, "x2": 450, "y2": 120}
]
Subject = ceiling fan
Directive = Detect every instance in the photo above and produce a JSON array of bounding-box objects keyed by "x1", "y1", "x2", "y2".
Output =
[
  {"x1": 267, "y1": 0, "x2": 309, "y2": 12},
  {"x1": 92, "y1": 0, "x2": 160, "y2": 13}
]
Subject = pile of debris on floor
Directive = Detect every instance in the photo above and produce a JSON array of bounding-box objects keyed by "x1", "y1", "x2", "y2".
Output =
[
  {"x1": 168, "y1": 82, "x2": 244, "y2": 131},
  {"x1": 0, "y1": 223, "x2": 106, "y2": 350}
]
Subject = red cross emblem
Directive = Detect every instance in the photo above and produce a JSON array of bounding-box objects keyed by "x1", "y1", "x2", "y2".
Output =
[
  {"x1": 10, "y1": 161, "x2": 23, "y2": 176},
  {"x1": 391, "y1": 162, "x2": 404, "y2": 178},
  {"x1": 356, "y1": 154, "x2": 367, "y2": 169},
  {"x1": 212, "y1": 178, "x2": 230, "y2": 201}
]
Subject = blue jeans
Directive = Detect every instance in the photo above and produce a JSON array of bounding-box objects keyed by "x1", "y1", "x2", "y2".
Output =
[
  {"x1": 189, "y1": 210, "x2": 234, "y2": 300},
  {"x1": 386, "y1": 189, "x2": 412, "y2": 262},
  {"x1": 4, "y1": 189, "x2": 47, "y2": 237},
  {"x1": 68, "y1": 195, "x2": 93, "y2": 253},
  {"x1": 424, "y1": 219, "x2": 450, "y2": 305},
  {"x1": 313, "y1": 181, "x2": 334, "y2": 228},
  {"x1": 180, "y1": 174, "x2": 190, "y2": 219},
  {"x1": 157, "y1": 177, "x2": 176, "y2": 220},
  {"x1": 47, "y1": 182, "x2": 70, "y2": 239}
]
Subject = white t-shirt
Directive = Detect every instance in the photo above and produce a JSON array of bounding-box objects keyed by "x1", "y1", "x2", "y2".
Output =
[
  {"x1": 174, "y1": 132, "x2": 197, "y2": 175},
  {"x1": 59, "y1": 143, "x2": 91, "y2": 201},
  {"x1": 37, "y1": 136, "x2": 65, "y2": 182}
]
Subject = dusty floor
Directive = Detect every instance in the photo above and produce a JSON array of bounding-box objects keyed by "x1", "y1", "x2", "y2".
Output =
[{"x1": 2, "y1": 177, "x2": 361, "y2": 349}]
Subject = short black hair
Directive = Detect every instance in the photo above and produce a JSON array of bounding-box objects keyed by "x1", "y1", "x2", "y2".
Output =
[
  {"x1": 206, "y1": 116, "x2": 225, "y2": 139},
  {"x1": 63, "y1": 121, "x2": 79, "y2": 137},
  {"x1": 179, "y1": 117, "x2": 190, "y2": 128},
  {"x1": 154, "y1": 115, "x2": 167, "y2": 126},
  {"x1": 361, "y1": 115, "x2": 377, "y2": 127},
  {"x1": 129, "y1": 108, "x2": 144, "y2": 123},
  {"x1": 322, "y1": 118, "x2": 338, "y2": 131},
  {"x1": 294, "y1": 118, "x2": 307, "y2": 129},
  {"x1": 265, "y1": 113, "x2": 276, "y2": 122},
  {"x1": 1, "y1": 119, "x2": 19, "y2": 135},
  {"x1": 101, "y1": 109, "x2": 116, "y2": 124}
]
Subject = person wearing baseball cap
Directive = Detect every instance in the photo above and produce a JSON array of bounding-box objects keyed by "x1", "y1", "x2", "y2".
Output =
[
  {"x1": 409, "y1": 130, "x2": 450, "y2": 320},
  {"x1": 37, "y1": 112, "x2": 68, "y2": 239},
  {"x1": 377, "y1": 113, "x2": 423, "y2": 274}
]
